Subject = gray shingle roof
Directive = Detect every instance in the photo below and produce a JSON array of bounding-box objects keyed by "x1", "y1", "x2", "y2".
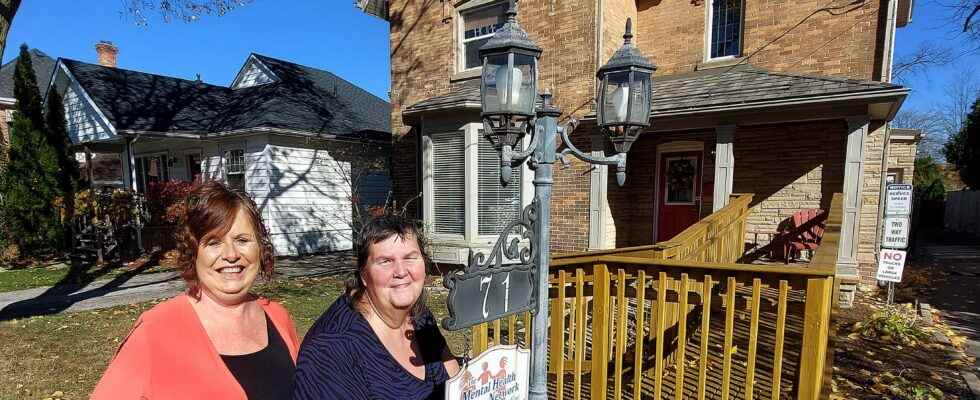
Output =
[
  {"x1": 0, "y1": 48, "x2": 57, "y2": 100},
  {"x1": 61, "y1": 54, "x2": 390, "y2": 140},
  {"x1": 649, "y1": 64, "x2": 904, "y2": 114},
  {"x1": 404, "y1": 64, "x2": 906, "y2": 117}
]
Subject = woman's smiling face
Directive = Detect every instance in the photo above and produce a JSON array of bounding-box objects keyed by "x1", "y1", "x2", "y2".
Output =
[
  {"x1": 195, "y1": 207, "x2": 262, "y2": 305},
  {"x1": 362, "y1": 233, "x2": 426, "y2": 312}
]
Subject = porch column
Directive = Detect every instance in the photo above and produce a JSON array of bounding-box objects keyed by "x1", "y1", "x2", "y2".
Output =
[
  {"x1": 712, "y1": 125, "x2": 736, "y2": 211},
  {"x1": 837, "y1": 116, "x2": 869, "y2": 279},
  {"x1": 122, "y1": 137, "x2": 138, "y2": 192},
  {"x1": 588, "y1": 134, "x2": 614, "y2": 250}
]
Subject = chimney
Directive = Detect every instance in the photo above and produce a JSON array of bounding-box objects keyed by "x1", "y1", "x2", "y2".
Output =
[{"x1": 95, "y1": 41, "x2": 118, "y2": 67}]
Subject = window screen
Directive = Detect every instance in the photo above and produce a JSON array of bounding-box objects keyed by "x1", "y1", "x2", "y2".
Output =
[
  {"x1": 431, "y1": 132, "x2": 466, "y2": 235},
  {"x1": 710, "y1": 0, "x2": 743, "y2": 59},
  {"x1": 477, "y1": 133, "x2": 521, "y2": 235}
]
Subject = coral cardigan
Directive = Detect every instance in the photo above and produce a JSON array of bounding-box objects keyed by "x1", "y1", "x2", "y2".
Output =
[{"x1": 90, "y1": 294, "x2": 300, "y2": 400}]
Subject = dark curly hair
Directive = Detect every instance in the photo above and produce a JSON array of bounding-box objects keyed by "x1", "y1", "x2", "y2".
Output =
[{"x1": 176, "y1": 181, "x2": 275, "y2": 299}]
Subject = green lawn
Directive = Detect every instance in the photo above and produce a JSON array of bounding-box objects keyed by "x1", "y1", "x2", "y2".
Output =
[
  {"x1": 0, "y1": 276, "x2": 468, "y2": 400},
  {"x1": 0, "y1": 263, "x2": 175, "y2": 293}
]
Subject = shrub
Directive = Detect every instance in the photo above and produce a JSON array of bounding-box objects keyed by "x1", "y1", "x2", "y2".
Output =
[
  {"x1": 854, "y1": 304, "x2": 928, "y2": 345},
  {"x1": 145, "y1": 181, "x2": 194, "y2": 226}
]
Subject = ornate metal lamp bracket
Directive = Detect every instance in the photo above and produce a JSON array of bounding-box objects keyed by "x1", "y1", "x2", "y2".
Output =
[{"x1": 557, "y1": 117, "x2": 629, "y2": 186}]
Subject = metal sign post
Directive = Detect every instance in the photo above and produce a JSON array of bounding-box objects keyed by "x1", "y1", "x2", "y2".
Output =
[{"x1": 879, "y1": 184, "x2": 913, "y2": 305}]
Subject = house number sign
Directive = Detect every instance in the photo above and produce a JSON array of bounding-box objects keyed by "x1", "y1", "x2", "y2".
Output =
[
  {"x1": 442, "y1": 265, "x2": 535, "y2": 331},
  {"x1": 442, "y1": 200, "x2": 539, "y2": 331}
]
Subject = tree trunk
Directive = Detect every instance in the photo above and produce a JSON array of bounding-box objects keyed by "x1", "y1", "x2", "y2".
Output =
[{"x1": 0, "y1": 0, "x2": 22, "y2": 62}]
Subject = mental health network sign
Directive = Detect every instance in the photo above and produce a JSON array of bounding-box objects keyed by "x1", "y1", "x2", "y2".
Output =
[{"x1": 445, "y1": 345, "x2": 530, "y2": 400}]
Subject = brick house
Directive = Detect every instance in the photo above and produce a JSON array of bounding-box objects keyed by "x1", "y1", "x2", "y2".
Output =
[
  {"x1": 372, "y1": 0, "x2": 914, "y2": 291},
  {"x1": 885, "y1": 128, "x2": 920, "y2": 185},
  {"x1": 45, "y1": 42, "x2": 392, "y2": 255}
]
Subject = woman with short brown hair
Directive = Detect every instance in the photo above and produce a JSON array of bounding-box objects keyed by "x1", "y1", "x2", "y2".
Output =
[{"x1": 91, "y1": 181, "x2": 299, "y2": 400}]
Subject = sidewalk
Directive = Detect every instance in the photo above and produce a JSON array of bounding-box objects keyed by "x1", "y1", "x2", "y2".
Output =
[
  {"x1": 917, "y1": 228, "x2": 980, "y2": 378},
  {"x1": 0, "y1": 252, "x2": 356, "y2": 320}
]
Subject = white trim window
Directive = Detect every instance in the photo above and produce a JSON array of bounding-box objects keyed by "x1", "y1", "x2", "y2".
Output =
[
  {"x1": 423, "y1": 122, "x2": 531, "y2": 246},
  {"x1": 706, "y1": 0, "x2": 744, "y2": 60},
  {"x1": 223, "y1": 148, "x2": 246, "y2": 190},
  {"x1": 458, "y1": 2, "x2": 508, "y2": 72}
]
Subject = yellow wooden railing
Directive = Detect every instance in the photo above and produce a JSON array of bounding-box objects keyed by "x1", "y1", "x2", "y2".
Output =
[{"x1": 469, "y1": 193, "x2": 841, "y2": 400}]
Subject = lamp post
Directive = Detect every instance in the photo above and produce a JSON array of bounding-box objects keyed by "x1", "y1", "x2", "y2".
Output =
[{"x1": 474, "y1": 2, "x2": 656, "y2": 399}]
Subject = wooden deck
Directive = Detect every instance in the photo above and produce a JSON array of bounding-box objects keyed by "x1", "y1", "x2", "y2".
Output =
[{"x1": 467, "y1": 193, "x2": 839, "y2": 400}]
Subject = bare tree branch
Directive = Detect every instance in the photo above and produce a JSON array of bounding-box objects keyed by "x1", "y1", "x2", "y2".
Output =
[
  {"x1": 892, "y1": 42, "x2": 954, "y2": 83},
  {"x1": 121, "y1": 0, "x2": 252, "y2": 26}
]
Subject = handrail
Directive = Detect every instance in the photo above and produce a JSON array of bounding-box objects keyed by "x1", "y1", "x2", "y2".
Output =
[{"x1": 466, "y1": 192, "x2": 841, "y2": 400}]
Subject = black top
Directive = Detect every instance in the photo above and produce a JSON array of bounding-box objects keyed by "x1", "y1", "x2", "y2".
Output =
[
  {"x1": 292, "y1": 294, "x2": 451, "y2": 400},
  {"x1": 220, "y1": 314, "x2": 295, "y2": 400}
]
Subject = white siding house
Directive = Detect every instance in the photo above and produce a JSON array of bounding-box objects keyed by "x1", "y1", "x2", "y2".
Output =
[{"x1": 49, "y1": 54, "x2": 392, "y2": 256}]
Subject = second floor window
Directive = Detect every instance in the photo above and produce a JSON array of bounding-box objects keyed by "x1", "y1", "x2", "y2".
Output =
[
  {"x1": 708, "y1": 0, "x2": 743, "y2": 59},
  {"x1": 459, "y1": 2, "x2": 507, "y2": 71}
]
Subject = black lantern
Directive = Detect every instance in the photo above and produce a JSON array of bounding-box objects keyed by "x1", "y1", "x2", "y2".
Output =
[
  {"x1": 596, "y1": 18, "x2": 655, "y2": 154},
  {"x1": 479, "y1": 0, "x2": 542, "y2": 151}
]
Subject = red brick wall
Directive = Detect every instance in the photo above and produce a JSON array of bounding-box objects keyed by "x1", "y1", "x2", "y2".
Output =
[{"x1": 635, "y1": 0, "x2": 887, "y2": 80}]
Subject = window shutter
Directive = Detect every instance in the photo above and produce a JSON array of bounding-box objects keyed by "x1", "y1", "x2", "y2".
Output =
[
  {"x1": 431, "y1": 132, "x2": 466, "y2": 235},
  {"x1": 478, "y1": 135, "x2": 521, "y2": 235}
]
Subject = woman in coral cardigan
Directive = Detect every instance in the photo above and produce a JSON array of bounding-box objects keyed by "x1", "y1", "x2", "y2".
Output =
[{"x1": 91, "y1": 181, "x2": 299, "y2": 400}]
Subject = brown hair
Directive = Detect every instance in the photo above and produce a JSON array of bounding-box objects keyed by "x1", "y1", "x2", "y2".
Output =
[
  {"x1": 346, "y1": 214, "x2": 432, "y2": 315},
  {"x1": 176, "y1": 181, "x2": 275, "y2": 299}
]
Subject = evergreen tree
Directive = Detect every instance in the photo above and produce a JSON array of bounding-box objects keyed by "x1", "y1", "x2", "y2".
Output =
[
  {"x1": 944, "y1": 95, "x2": 980, "y2": 189},
  {"x1": 0, "y1": 44, "x2": 64, "y2": 255},
  {"x1": 46, "y1": 87, "x2": 79, "y2": 247}
]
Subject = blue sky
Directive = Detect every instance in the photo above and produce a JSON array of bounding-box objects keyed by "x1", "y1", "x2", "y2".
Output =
[
  {"x1": 893, "y1": 1, "x2": 980, "y2": 111},
  {"x1": 3, "y1": 1, "x2": 976, "y2": 110},
  {"x1": 3, "y1": 1, "x2": 391, "y2": 100}
]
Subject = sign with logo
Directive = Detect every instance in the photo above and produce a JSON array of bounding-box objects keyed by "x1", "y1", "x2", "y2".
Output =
[
  {"x1": 446, "y1": 345, "x2": 530, "y2": 400},
  {"x1": 881, "y1": 216, "x2": 910, "y2": 249},
  {"x1": 876, "y1": 249, "x2": 907, "y2": 282},
  {"x1": 885, "y1": 184, "x2": 913, "y2": 216}
]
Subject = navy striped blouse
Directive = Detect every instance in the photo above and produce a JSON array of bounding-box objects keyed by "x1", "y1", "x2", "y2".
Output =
[{"x1": 293, "y1": 294, "x2": 451, "y2": 400}]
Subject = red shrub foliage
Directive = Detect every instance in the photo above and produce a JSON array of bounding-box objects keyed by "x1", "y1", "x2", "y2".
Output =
[{"x1": 146, "y1": 181, "x2": 194, "y2": 226}]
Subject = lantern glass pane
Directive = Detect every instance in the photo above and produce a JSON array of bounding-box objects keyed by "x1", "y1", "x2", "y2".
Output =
[
  {"x1": 600, "y1": 71, "x2": 631, "y2": 125},
  {"x1": 481, "y1": 54, "x2": 508, "y2": 115},
  {"x1": 512, "y1": 54, "x2": 537, "y2": 115},
  {"x1": 629, "y1": 71, "x2": 651, "y2": 126}
]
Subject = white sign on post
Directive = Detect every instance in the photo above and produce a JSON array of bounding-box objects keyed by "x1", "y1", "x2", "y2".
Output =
[
  {"x1": 446, "y1": 345, "x2": 530, "y2": 400},
  {"x1": 885, "y1": 184, "x2": 913, "y2": 216},
  {"x1": 881, "y1": 216, "x2": 910, "y2": 249},
  {"x1": 876, "y1": 249, "x2": 907, "y2": 282}
]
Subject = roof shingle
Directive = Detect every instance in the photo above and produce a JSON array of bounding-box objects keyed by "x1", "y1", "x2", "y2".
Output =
[{"x1": 60, "y1": 54, "x2": 391, "y2": 139}]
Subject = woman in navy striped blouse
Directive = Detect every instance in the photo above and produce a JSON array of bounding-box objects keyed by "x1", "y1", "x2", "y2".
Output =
[{"x1": 293, "y1": 215, "x2": 461, "y2": 399}]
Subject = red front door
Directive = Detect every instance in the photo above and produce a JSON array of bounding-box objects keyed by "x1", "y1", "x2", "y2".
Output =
[{"x1": 657, "y1": 151, "x2": 703, "y2": 242}]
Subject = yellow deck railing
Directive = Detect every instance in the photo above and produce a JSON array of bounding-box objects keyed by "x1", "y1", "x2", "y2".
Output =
[{"x1": 468, "y1": 193, "x2": 841, "y2": 400}]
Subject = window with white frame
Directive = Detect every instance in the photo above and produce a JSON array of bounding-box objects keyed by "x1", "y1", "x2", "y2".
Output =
[
  {"x1": 458, "y1": 2, "x2": 508, "y2": 71},
  {"x1": 425, "y1": 124, "x2": 525, "y2": 241},
  {"x1": 224, "y1": 149, "x2": 246, "y2": 190},
  {"x1": 707, "y1": 0, "x2": 744, "y2": 60}
]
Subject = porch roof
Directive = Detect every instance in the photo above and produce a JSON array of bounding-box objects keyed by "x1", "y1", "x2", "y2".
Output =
[{"x1": 403, "y1": 64, "x2": 908, "y2": 121}]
